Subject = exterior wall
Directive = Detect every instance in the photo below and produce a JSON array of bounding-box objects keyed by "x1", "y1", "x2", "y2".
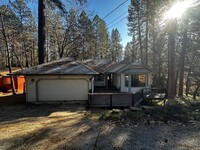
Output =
[
  {"x1": 116, "y1": 74, "x2": 121, "y2": 90},
  {"x1": 148, "y1": 73, "x2": 152, "y2": 86},
  {"x1": 120, "y1": 73, "x2": 152, "y2": 93},
  {"x1": 112, "y1": 74, "x2": 117, "y2": 87},
  {"x1": 25, "y1": 75, "x2": 92, "y2": 102}
]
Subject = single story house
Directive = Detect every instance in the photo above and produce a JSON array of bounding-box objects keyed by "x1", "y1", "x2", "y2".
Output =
[{"x1": 13, "y1": 58, "x2": 152, "y2": 103}]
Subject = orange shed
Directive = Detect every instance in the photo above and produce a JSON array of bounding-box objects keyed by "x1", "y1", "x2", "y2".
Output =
[{"x1": 2, "y1": 76, "x2": 25, "y2": 93}]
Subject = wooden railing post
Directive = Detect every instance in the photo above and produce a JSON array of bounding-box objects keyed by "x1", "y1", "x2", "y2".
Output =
[
  {"x1": 141, "y1": 89, "x2": 144, "y2": 98},
  {"x1": 88, "y1": 94, "x2": 90, "y2": 108},
  {"x1": 132, "y1": 94, "x2": 134, "y2": 106},
  {"x1": 110, "y1": 94, "x2": 112, "y2": 107},
  {"x1": 165, "y1": 88, "x2": 168, "y2": 97}
]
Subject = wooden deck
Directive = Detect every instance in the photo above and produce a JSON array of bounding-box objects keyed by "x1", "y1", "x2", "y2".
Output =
[
  {"x1": 88, "y1": 87, "x2": 167, "y2": 108},
  {"x1": 88, "y1": 87, "x2": 144, "y2": 108}
]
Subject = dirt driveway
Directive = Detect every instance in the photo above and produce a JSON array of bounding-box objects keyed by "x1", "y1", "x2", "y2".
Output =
[{"x1": 0, "y1": 94, "x2": 200, "y2": 150}]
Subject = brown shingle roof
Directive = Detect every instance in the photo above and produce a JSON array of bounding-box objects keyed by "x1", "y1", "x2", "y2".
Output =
[
  {"x1": 12, "y1": 58, "x2": 152, "y2": 75},
  {"x1": 82, "y1": 59, "x2": 116, "y2": 73},
  {"x1": 13, "y1": 58, "x2": 98, "y2": 75}
]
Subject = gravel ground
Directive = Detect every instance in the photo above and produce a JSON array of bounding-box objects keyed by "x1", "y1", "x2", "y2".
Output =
[
  {"x1": 96, "y1": 122, "x2": 200, "y2": 150},
  {"x1": 0, "y1": 95, "x2": 200, "y2": 150}
]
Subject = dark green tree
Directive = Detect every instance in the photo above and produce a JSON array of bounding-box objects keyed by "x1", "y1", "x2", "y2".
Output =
[{"x1": 110, "y1": 28, "x2": 123, "y2": 62}]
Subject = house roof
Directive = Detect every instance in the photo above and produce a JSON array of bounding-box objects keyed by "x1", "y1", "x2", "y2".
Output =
[
  {"x1": 12, "y1": 58, "x2": 152, "y2": 75},
  {"x1": 123, "y1": 68, "x2": 152, "y2": 74},
  {"x1": 107, "y1": 61, "x2": 153, "y2": 74},
  {"x1": 116, "y1": 62, "x2": 153, "y2": 73},
  {"x1": 12, "y1": 58, "x2": 98, "y2": 75},
  {"x1": 82, "y1": 59, "x2": 116, "y2": 74},
  {"x1": 107, "y1": 62, "x2": 128, "y2": 73}
]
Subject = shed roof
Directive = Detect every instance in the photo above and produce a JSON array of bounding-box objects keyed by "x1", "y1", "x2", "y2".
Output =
[{"x1": 13, "y1": 58, "x2": 98, "y2": 75}]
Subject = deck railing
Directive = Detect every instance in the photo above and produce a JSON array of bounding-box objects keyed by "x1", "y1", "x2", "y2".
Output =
[
  {"x1": 88, "y1": 89, "x2": 145, "y2": 108},
  {"x1": 151, "y1": 88, "x2": 167, "y2": 95}
]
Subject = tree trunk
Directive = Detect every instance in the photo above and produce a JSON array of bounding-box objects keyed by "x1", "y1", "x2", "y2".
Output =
[
  {"x1": 137, "y1": 10, "x2": 143, "y2": 64},
  {"x1": 38, "y1": 0, "x2": 45, "y2": 64},
  {"x1": 193, "y1": 84, "x2": 200, "y2": 99},
  {"x1": 186, "y1": 52, "x2": 196, "y2": 96},
  {"x1": 145, "y1": 0, "x2": 149, "y2": 66},
  {"x1": 46, "y1": 30, "x2": 49, "y2": 62},
  {"x1": 178, "y1": 17, "x2": 188, "y2": 97},
  {"x1": 185, "y1": 71, "x2": 190, "y2": 96},
  {"x1": 167, "y1": 18, "x2": 177, "y2": 98},
  {"x1": 152, "y1": 0, "x2": 157, "y2": 87},
  {"x1": 32, "y1": 40, "x2": 36, "y2": 66},
  {"x1": 4, "y1": 46, "x2": 8, "y2": 66},
  {"x1": 11, "y1": 44, "x2": 23, "y2": 70},
  {"x1": 175, "y1": 68, "x2": 179, "y2": 96},
  {"x1": 0, "y1": 14, "x2": 16, "y2": 95}
]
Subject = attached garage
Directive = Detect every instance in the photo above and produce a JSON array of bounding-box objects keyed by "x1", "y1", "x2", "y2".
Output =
[
  {"x1": 37, "y1": 79, "x2": 88, "y2": 101},
  {"x1": 13, "y1": 58, "x2": 98, "y2": 103}
]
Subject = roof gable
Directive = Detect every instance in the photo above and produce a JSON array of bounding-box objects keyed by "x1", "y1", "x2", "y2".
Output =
[
  {"x1": 108, "y1": 61, "x2": 153, "y2": 74},
  {"x1": 117, "y1": 62, "x2": 152, "y2": 73}
]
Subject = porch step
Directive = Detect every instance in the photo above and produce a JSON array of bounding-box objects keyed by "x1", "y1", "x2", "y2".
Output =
[
  {"x1": 141, "y1": 106, "x2": 156, "y2": 110},
  {"x1": 134, "y1": 98, "x2": 144, "y2": 107},
  {"x1": 130, "y1": 107, "x2": 142, "y2": 111}
]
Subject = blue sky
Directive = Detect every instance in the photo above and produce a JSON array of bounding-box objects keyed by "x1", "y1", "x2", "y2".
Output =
[
  {"x1": 1, "y1": 0, "x2": 131, "y2": 47},
  {"x1": 88, "y1": 0, "x2": 131, "y2": 47}
]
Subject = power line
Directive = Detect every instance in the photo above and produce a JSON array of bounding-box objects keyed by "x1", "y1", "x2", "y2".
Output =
[
  {"x1": 108, "y1": 16, "x2": 127, "y2": 29},
  {"x1": 66, "y1": 0, "x2": 129, "y2": 46},
  {"x1": 102, "y1": 0, "x2": 129, "y2": 20},
  {"x1": 107, "y1": 11, "x2": 127, "y2": 26}
]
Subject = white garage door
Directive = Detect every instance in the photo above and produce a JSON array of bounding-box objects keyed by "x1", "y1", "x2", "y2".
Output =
[{"x1": 38, "y1": 79, "x2": 88, "y2": 101}]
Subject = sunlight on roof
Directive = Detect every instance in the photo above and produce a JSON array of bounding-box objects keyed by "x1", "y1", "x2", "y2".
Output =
[{"x1": 164, "y1": 0, "x2": 192, "y2": 19}]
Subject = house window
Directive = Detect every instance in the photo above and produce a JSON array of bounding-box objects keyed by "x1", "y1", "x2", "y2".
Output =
[
  {"x1": 94, "y1": 74, "x2": 104, "y2": 81},
  {"x1": 131, "y1": 75, "x2": 146, "y2": 87},
  {"x1": 125, "y1": 74, "x2": 146, "y2": 87}
]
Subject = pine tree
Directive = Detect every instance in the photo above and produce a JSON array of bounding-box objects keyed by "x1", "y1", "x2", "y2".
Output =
[
  {"x1": 38, "y1": 0, "x2": 66, "y2": 64},
  {"x1": 124, "y1": 42, "x2": 133, "y2": 61},
  {"x1": 93, "y1": 15, "x2": 109, "y2": 59},
  {"x1": 110, "y1": 28, "x2": 123, "y2": 62},
  {"x1": 0, "y1": 5, "x2": 20, "y2": 94},
  {"x1": 127, "y1": 0, "x2": 145, "y2": 64},
  {"x1": 78, "y1": 11, "x2": 95, "y2": 59},
  {"x1": 10, "y1": 0, "x2": 34, "y2": 67}
]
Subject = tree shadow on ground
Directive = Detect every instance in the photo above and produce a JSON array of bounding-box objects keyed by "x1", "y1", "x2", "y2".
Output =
[
  {"x1": 0, "y1": 94, "x2": 85, "y2": 123},
  {"x1": 0, "y1": 94, "x2": 102, "y2": 149},
  {"x1": 0, "y1": 113, "x2": 100, "y2": 150},
  {"x1": 0, "y1": 94, "x2": 26, "y2": 105},
  {"x1": 0, "y1": 95, "x2": 200, "y2": 149}
]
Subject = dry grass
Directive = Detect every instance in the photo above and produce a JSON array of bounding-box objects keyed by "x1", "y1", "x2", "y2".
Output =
[
  {"x1": 0, "y1": 94, "x2": 200, "y2": 150},
  {"x1": 0, "y1": 94, "x2": 98, "y2": 150}
]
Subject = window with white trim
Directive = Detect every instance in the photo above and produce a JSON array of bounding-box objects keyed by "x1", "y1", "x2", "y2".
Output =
[{"x1": 125, "y1": 74, "x2": 146, "y2": 87}]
